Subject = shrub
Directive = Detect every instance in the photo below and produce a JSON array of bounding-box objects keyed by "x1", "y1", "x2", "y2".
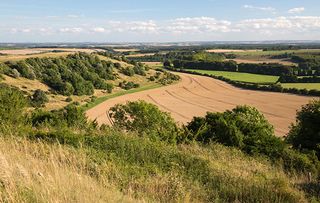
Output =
[
  {"x1": 121, "y1": 67, "x2": 135, "y2": 76},
  {"x1": 149, "y1": 76, "x2": 155, "y2": 81},
  {"x1": 0, "y1": 85, "x2": 27, "y2": 125},
  {"x1": 65, "y1": 97, "x2": 73, "y2": 102},
  {"x1": 31, "y1": 89, "x2": 49, "y2": 107},
  {"x1": 10, "y1": 69, "x2": 21, "y2": 78},
  {"x1": 31, "y1": 109, "x2": 61, "y2": 127},
  {"x1": 109, "y1": 100, "x2": 181, "y2": 143},
  {"x1": 119, "y1": 81, "x2": 140, "y2": 90},
  {"x1": 281, "y1": 148, "x2": 320, "y2": 176},
  {"x1": 133, "y1": 65, "x2": 146, "y2": 76},
  {"x1": 286, "y1": 100, "x2": 320, "y2": 157},
  {"x1": 187, "y1": 106, "x2": 285, "y2": 157}
]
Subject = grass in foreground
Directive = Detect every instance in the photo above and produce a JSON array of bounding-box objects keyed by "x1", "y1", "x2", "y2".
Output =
[
  {"x1": 189, "y1": 69, "x2": 279, "y2": 84},
  {"x1": 0, "y1": 130, "x2": 307, "y2": 202},
  {"x1": 281, "y1": 83, "x2": 320, "y2": 91}
]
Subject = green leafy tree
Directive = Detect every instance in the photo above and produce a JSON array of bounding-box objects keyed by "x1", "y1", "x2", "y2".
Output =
[
  {"x1": 109, "y1": 100, "x2": 181, "y2": 143},
  {"x1": 286, "y1": 100, "x2": 320, "y2": 157},
  {"x1": 0, "y1": 85, "x2": 27, "y2": 125},
  {"x1": 187, "y1": 106, "x2": 285, "y2": 157}
]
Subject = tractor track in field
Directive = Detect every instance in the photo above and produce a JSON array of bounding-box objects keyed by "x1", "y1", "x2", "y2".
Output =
[{"x1": 86, "y1": 72, "x2": 317, "y2": 136}]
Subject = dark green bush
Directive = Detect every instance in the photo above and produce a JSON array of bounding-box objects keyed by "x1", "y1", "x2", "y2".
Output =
[
  {"x1": 109, "y1": 100, "x2": 181, "y2": 143},
  {"x1": 0, "y1": 85, "x2": 28, "y2": 125},
  {"x1": 281, "y1": 148, "x2": 320, "y2": 176},
  {"x1": 31, "y1": 89, "x2": 49, "y2": 107},
  {"x1": 121, "y1": 67, "x2": 135, "y2": 76},
  {"x1": 133, "y1": 65, "x2": 146, "y2": 76},
  {"x1": 286, "y1": 100, "x2": 320, "y2": 157},
  {"x1": 187, "y1": 105, "x2": 285, "y2": 157}
]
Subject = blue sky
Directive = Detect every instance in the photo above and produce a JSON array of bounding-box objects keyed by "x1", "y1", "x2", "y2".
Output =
[{"x1": 0, "y1": 0, "x2": 319, "y2": 42}]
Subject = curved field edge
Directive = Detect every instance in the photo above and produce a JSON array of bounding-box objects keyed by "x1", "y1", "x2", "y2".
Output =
[
  {"x1": 187, "y1": 69, "x2": 279, "y2": 84},
  {"x1": 168, "y1": 68, "x2": 320, "y2": 97},
  {"x1": 82, "y1": 83, "x2": 163, "y2": 111}
]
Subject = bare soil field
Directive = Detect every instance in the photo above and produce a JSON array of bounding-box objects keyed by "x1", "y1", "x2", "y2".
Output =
[
  {"x1": 0, "y1": 48, "x2": 102, "y2": 55},
  {"x1": 86, "y1": 72, "x2": 317, "y2": 136},
  {"x1": 113, "y1": 48, "x2": 140, "y2": 52},
  {"x1": 126, "y1": 53, "x2": 155, "y2": 57},
  {"x1": 142, "y1": 61, "x2": 163, "y2": 67},
  {"x1": 0, "y1": 49, "x2": 44, "y2": 55},
  {"x1": 206, "y1": 49, "x2": 262, "y2": 53},
  {"x1": 0, "y1": 52, "x2": 74, "y2": 62}
]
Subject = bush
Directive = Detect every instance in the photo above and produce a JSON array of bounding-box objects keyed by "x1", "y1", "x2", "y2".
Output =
[
  {"x1": 0, "y1": 85, "x2": 27, "y2": 125},
  {"x1": 10, "y1": 69, "x2": 21, "y2": 78},
  {"x1": 121, "y1": 67, "x2": 135, "y2": 76},
  {"x1": 65, "y1": 97, "x2": 73, "y2": 102},
  {"x1": 286, "y1": 100, "x2": 320, "y2": 157},
  {"x1": 149, "y1": 76, "x2": 155, "y2": 81},
  {"x1": 31, "y1": 89, "x2": 49, "y2": 107},
  {"x1": 109, "y1": 100, "x2": 181, "y2": 143},
  {"x1": 187, "y1": 106, "x2": 285, "y2": 157},
  {"x1": 281, "y1": 148, "x2": 320, "y2": 176},
  {"x1": 119, "y1": 81, "x2": 140, "y2": 90},
  {"x1": 133, "y1": 65, "x2": 146, "y2": 76},
  {"x1": 31, "y1": 109, "x2": 61, "y2": 127}
]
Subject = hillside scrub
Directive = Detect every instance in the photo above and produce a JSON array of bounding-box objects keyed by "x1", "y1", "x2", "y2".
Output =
[
  {"x1": 1, "y1": 53, "x2": 116, "y2": 96},
  {"x1": 0, "y1": 85, "x2": 319, "y2": 202}
]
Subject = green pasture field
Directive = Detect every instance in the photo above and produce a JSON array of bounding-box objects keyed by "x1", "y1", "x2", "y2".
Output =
[{"x1": 188, "y1": 69, "x2": 279, "y2": 84}]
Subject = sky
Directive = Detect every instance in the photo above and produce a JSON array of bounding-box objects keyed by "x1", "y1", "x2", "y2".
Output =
[{"x1": 0, "y1": 0, "x2": 319, "y2": 42}]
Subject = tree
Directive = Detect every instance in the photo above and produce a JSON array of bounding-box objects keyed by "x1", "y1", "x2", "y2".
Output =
[
  {"x1": 31, "y1": 89, "x2": 49, "y2": 107},
  {"x1": 109, "y1": 100, "x2": 181, "y2": 143},
  {"x1": 0, "y1": 85, "x2": 27, "y2": 125},
  {"x1": 286, "y1": 100, "x2": 320, "y2": 157},
  {"x1": 163, "y1": 60, "x2": 171, "y2": 67},
  {"x1": 187, "y1": 106, "x2": 285, "y2": 157}
]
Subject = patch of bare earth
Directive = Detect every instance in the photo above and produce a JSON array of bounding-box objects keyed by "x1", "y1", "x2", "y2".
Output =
[
  {"x1": 126, "y1": 53, "x2": 155, "y2": 57},
  {"x1": 86, "y1": 72, "x2": 317, "y2": 136},
  {"x1": 206, "y1": 49, "x2": 262, "y2": 53}
]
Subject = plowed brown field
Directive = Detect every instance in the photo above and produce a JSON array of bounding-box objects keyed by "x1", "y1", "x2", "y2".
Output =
[{"x1": 86, "y1": 73, "x2": 317, "y2": 136}]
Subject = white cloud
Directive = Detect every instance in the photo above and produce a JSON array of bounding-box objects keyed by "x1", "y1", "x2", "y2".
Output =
[
  {"x1": 165, "y1": 17, "x2": 237, "y2": 34},
  {"x1": 108, "y1": 20, "x2": 159, "y2": 33},
  {"x1": 288, "y1": 7, "x2": 305, "y2": 14},
  {"x1": 92, "y1": 27, "x2": 106, "y2": 33},
  {"x1": 3, "y1": 15, "x2": 320, "y2": 41},
  {"x1": 10, "y1": 28, "x2": 32, "y2": 33},
  {"x1": 21, "y1": 29, "x2": 31, "y2": 33},
  {"x1": 243, "y1": 5, "x2": 276, "y2": 12},
  {"x1": 59, "y1": 27, "x2": 83, "y2": 33},
  {"x1": 237, "y1": 16, "x2": 320, "y2": 30}
]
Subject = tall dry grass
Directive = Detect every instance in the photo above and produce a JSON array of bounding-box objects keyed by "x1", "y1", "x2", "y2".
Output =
[{"x1": 0, "y1": 137, "x2": 138, "y2": 203}]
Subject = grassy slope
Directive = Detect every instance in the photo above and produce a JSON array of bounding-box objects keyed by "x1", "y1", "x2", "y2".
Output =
[
  {"x1": 282, "y1": 83, "x2": 320, "y2": 90},
  {"x1": 0, "y1": 131, "x2": 308, "y2": 202},
  {"x1": 0, "y1": 136, "x2": 137, "y2": 202},
  {"x1": 82, "y1": 83, "x2": 162, "y2": 111},
  {"x1": 189, "y1": 69, "x2": 279, "y2": 84},
  {"x1": 0, "y1": 53, "x2": 168, "y2": 111}
]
